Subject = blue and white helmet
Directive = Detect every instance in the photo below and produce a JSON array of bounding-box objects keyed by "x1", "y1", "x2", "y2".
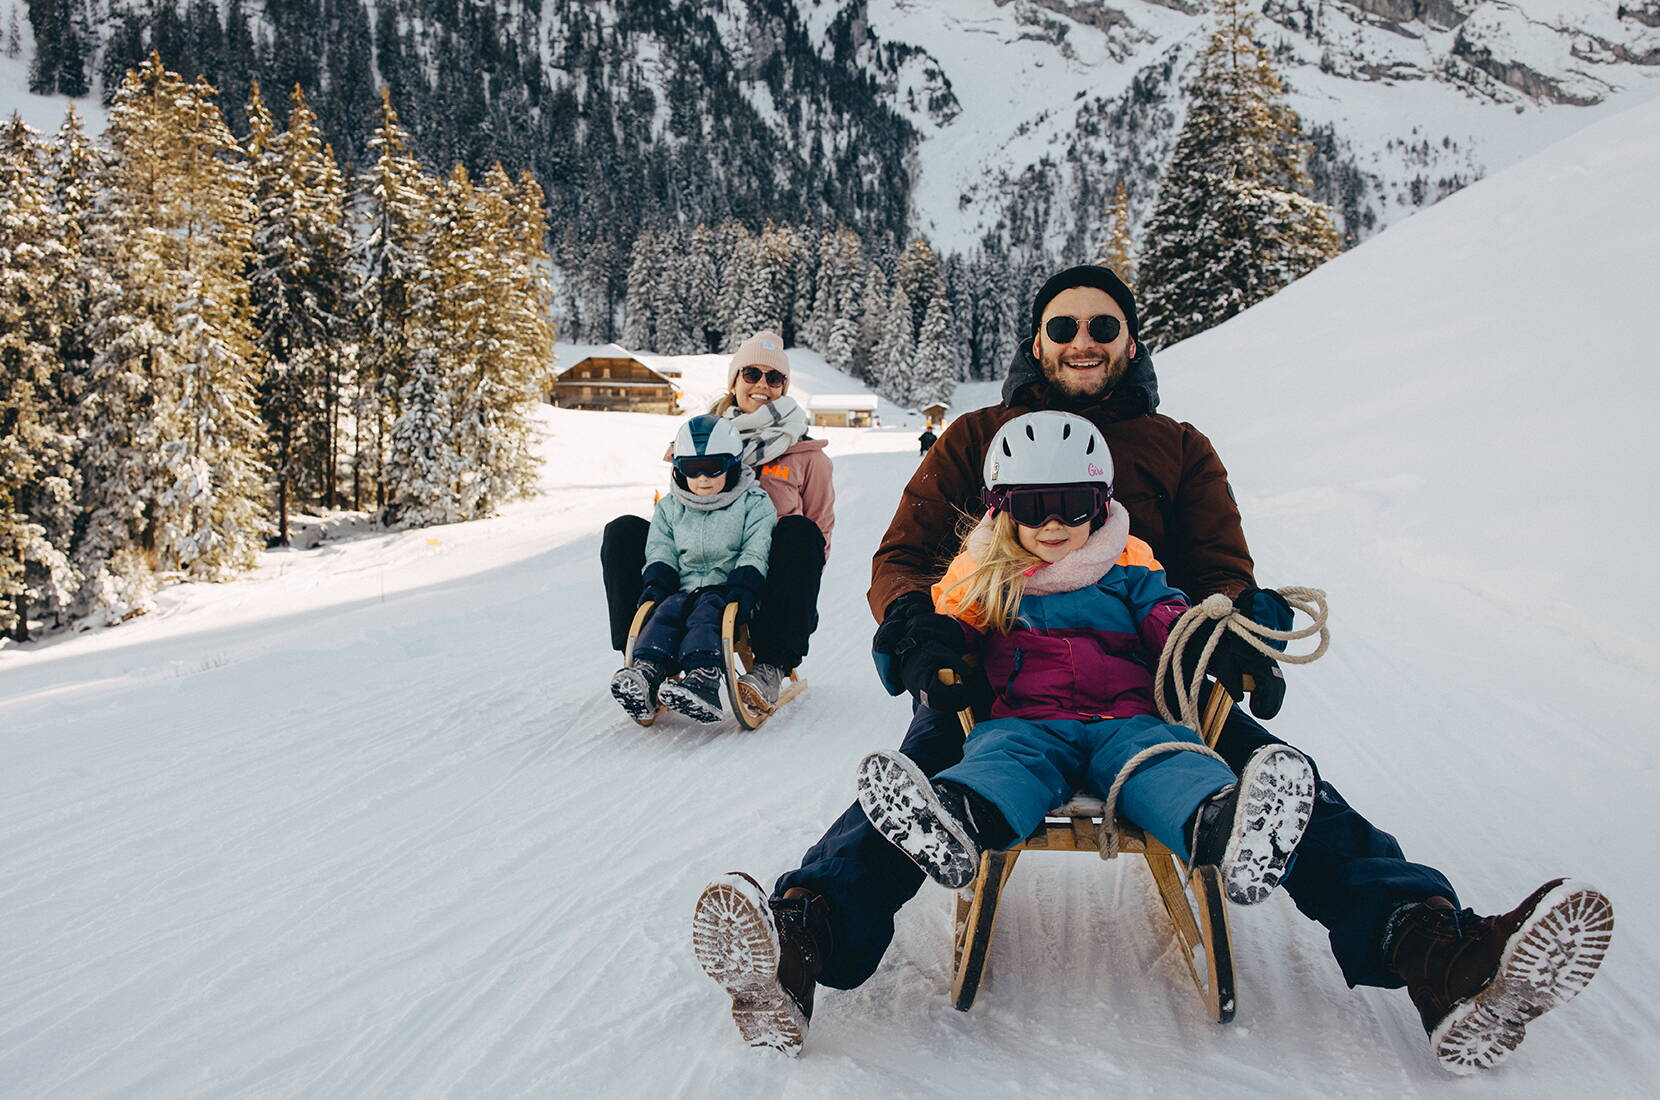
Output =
[
  {"x1": 983, "y1": 411, "x2": 1112, "y2": 490},
  {"x1": 673, "y1": 414, "x2": 744, "y2": 462}
]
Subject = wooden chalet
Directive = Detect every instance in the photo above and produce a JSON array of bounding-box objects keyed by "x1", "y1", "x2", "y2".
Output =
[
  {"x1": 809, "y1": 394, "x2": 879, "y2": 428},
  {"x1": 550, "y1": 345, "x2": 681, "y2": 414}
]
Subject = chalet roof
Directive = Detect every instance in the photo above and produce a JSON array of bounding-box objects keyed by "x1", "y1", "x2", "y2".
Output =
[
  {"x1": 556, "y1": 344, "x2": 680, "y2": 385},
  {"x1": 809, "y1": 394, "x2": 879, "y2": 411}
]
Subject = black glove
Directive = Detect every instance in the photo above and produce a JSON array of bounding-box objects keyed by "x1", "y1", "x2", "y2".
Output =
[
  {"x1": 638, "y1": 561, "x2": 678, "y2": 607},
  {"x1": 873, "y1": 592, "x2": 985, "y2": 713},
  {"x1": 1234, "y1": 586, "x2": 1293, "y2": 647},
  {"x1": 723, "y1": 565, "x2": 765, "y2": 625},
  {"x1": 1204, "y1": 628, "x2": 1286, "y2": 721}
]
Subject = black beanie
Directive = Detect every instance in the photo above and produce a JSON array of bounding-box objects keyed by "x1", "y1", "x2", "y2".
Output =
[{"x1": 1029, "y1": 265, "x2": 1138, "y2": 341}]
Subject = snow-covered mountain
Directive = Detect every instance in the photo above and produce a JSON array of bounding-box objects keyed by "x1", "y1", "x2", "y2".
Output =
[
  {"x1": 862, "y1": 0, "x2": 1660, "y2": 252},
  {"x1": 2, "y1": 85, "x2": 1656, "y2": 1097},
  {"x1": 5, "y1": 1, "x2": 1658, "y2": 256}
]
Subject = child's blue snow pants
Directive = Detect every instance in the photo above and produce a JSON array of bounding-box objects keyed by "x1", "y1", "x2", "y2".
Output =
[
  {"x1": 633, "y1": 589, "x2": 727, "y2": 670},
  {"x1": 934, "y1": 714, "x2": 1234, "y2": 859},
  {"x1": 776, "y1": 700, "x2": 1456, "y2": 992}
]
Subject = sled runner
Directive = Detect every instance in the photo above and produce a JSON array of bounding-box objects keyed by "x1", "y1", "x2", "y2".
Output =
[
  {"x1": 623, "y1": 601, "x2": 807, "y2": 730},
  {"x1": 943, "y1": 670, "x2": 1242, "y2": 1021}
]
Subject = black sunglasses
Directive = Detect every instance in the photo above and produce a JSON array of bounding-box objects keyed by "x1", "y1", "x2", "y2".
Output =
[
  {"x1": 739, "y1": 366, "x2": 788, "y2": 387},
  {"x1": 983, "y1": 484, "x2": 1112, "y2": 529},
  {"x1": 1044, "y1": 315, "x2": 1123, "y2": 345},
  {"x1": 674, "y1": 455, "x2": 738, "y2": 480}
]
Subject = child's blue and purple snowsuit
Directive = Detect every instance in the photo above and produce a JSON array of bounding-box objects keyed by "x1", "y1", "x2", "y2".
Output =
[{"x1": 928, "y1": 511, "x2": 1237, "y2": 859}]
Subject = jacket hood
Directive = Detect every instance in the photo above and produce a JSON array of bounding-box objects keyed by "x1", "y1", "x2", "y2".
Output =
[
  {"x1": 779, "y1": 436, "x2": 829, "y2": 456},
  {"x1": 1000, "y1": 339, "x2": 1160, "y2": 417}
]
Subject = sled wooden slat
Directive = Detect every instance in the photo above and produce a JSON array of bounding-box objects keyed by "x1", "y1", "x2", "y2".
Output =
[{"x1": 942, "y1": 672, "x2": 1244, "y2": 1021}]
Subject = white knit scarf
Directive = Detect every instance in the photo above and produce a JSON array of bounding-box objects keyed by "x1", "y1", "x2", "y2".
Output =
[{"x1": 723, "y1": 395, "x2": 809, "y2": 467}]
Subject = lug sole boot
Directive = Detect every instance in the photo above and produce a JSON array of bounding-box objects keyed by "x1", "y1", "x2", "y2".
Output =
[
  {"x1": 691, "y1": 873, "x2": 829, "y2": 1056},
  {"x1": 855, "y1": 750, "x2": 981, "y2": 890}
]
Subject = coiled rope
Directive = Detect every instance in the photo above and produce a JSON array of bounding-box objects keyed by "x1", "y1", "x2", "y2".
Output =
[{"x1": 1095, "y1": 587, "x2": 1330, "y2": 859}]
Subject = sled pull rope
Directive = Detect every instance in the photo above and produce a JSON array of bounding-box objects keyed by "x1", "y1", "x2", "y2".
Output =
[{"x1": 1153, "y1": 586, "x2": 1331, "y2": 733}]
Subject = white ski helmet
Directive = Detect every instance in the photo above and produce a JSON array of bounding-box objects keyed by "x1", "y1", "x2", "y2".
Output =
[
  {"x1": 673, "y1": 413, "x2": 744, "y2": 462},
  {"x1": 983, "y1": 411, "x2": 1112, "y2": 490}
]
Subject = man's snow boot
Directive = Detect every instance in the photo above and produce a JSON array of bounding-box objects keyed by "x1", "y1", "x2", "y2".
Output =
[
  {"x1": 1189, "y1": 743, "x2": 1316, "y2": 905},
  {"x1": 736, "y1": 662, "x2": 786, "y2": 711},
  {"x1": 856, "y1": 750, "x2": 1007, "y2": 890},
  {"x1": 610, "y1": 656, "x2": 669, "y2": 721},
  {"x1": 692, "y1": 872, "x2": 831, "y2": 1056},
  {"x1": 1386, "y1": 879, "x2": 1614, "y2": 1074},
  {"x1": 659, "y1": 666, "x2": 725, "y2": 723}
]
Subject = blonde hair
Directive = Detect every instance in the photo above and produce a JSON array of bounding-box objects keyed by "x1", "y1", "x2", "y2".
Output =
[
  {"x1": 941, "y1": 510, "x2": 1044, "y2": 635},
  {"x1": 708, "y1": 393, "x2": 736, "y2": 415}
]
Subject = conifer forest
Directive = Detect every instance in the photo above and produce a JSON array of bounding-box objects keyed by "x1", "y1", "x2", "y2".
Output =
[{"x1": 4, "y1": 0, "x2": 1363, "y2": 639}]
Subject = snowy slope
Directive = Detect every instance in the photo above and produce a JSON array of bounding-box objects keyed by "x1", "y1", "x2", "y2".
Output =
[{"x1": 4, "y1": 96, "x2": 1660, "y2": 1097}]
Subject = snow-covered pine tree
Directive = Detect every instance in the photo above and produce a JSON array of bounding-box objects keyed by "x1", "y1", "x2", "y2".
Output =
[
  {"x1": 154, "y1": 75, "x2": 268, "y2": 580},
  {"x1": 684, "y1": 223, "x2": 721, "y2": 354},
  {"x1": 383, "y1": 164, "x2": 463, "y2": 528},
  {"x1": 802, "y1": 229, "x2": 837, "y2": 353},
  {"x1": 713, "y1": 220, "x2": 754, "y2": 347},
  {"x1": 853, "y1": 256, "x2": 891, "y2": 384},
  {"x1": 1097, "y1": 181, "x2": 1136, "y2": 291},
  {"x1": 894, "y1": 236, "x2": 943, "y2": 343},
  {"x1": 247, "y1": 83, "x2": 357, "y2": 542},
  {"x1": 352, "y1": 89, "x2": 435, "y2": 514},
  {"x1": 824, "y1": 228, "x2": 865, "y2": 374},
  {"x1": 912, "y1": 291, "x2": 956, "y2": 408},
  {"x1": 0, "y1": 115, "x2": 78, "y2": 639},
  {"x1": 1137, "y1": 0, "x2": 1340, "y2": 347},
  {"x1": 621, "y1": 230, "x2": 658, "y2": 350},
  {"x1": 871, "y1": 282, "x2": 914, "y2": 405},
  {"x1": 75, "y1": 56, "x2": 270, "y2": 619},
  {"x1": 727, "y1": 223, "x2": 794, "y2": 343}
]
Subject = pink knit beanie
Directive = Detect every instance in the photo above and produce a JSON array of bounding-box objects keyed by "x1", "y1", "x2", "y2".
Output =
[{"x1": 727, "y1": 330, "x2": 791, "y2": 390}]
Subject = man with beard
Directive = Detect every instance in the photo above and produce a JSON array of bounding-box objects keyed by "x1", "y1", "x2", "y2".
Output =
[{"x1": 691, "y1": 266, "x2": 1611, "y2": 1071}]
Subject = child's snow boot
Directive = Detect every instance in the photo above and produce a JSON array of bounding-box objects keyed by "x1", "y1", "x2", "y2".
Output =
[
  {"x1": 660, "y1": 665, "x2": 725, "y2": 723},
  {"x1": 1189, "y1": 743, "x2": 1316, "y2": 905},
  {"x1": 610, "y1": 655, "x2": 669, "y2": 722},
  {"x1": 1386, "y1": 879, "x2": 1613, "y2": 1074},
  {"x1": 856, "y1": 750, "x2": 1009, "y2": 889},
  {"x1": 692, "y1": 872, "x2": 832, "y2": 1056}
]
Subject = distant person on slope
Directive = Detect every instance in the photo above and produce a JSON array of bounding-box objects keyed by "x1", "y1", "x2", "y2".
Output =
[
  {"x1": 917, "y1": 422, "x2": 937, "y2": 454},
  {"x1": 610, "y1": 415, "x2": 775, "y2": 723},
  {"x1": 601, "y1": 331, "x2": 835, "y2": 713},
  {"x1": 689, "y1": 266, "x2": 1612, "y2": 1072}
]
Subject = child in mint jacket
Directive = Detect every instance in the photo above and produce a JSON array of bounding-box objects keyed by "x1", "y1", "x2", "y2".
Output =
[{"x1": 611, "y1": 414, "x2": 775, "y2": 723}]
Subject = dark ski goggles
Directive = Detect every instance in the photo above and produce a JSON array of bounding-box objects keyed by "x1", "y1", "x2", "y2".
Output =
[
  {"x1": 983, "y1": 484, "x2": 1112, "y2": 529},
  {"x1": 738, "y1": 366, "x2": 789, "y2": 387},
  {"x1": 1044, "y1": 314, "x2": 1123, "y2": 345},
  {"x1": 674, "y1": 454, "x2": 739, "y2": 480}
]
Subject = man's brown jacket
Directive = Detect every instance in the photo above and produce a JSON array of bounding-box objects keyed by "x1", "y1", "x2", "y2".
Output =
[{"x1": 868, "y1": 344, "x2": 1257, "y2": 620}]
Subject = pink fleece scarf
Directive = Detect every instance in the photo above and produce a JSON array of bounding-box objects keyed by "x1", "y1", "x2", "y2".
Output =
[{"x1": 964, "y1": 501, "x2": 1131, "y2": 597}]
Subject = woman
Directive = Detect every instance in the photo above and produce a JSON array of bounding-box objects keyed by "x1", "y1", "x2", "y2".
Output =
[{"x1": 601, "y1": 331, "x2": 835, "y2": 710}]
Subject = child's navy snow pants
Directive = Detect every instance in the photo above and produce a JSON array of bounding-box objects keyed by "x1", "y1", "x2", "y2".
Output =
[
  {"x1": 776, "y1": 700, "x2": 1456, "y2": 991},
  {"x1": 937, "y1": 715, "x2": 1234, "y2": 859},
  {"x1": 632, "y1": 589, "x2": 728, "y2": 671}
]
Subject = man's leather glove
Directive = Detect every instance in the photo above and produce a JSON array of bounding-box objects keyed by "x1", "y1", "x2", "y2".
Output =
[
  {"x1": 873, "y1": 592, "x2": 986, "y2": 712},
  {"x1": 1200, "y1": 625, "x2": 1286, "y2": 721},
  {"x1": 639, "y1": 561, "x2": 678, "y2": 607},
  {"x1": 723, "y1": 565, "x2": 765, "y2": 625}
]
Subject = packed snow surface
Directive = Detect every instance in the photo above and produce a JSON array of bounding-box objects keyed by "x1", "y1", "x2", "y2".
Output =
[{"x1": 4, "y1": 97, "x2": 1660, "y2": 1099}]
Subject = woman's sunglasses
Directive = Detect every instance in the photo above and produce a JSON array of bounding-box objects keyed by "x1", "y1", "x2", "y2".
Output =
[
  {"x1": 674, "y1": 455, "x2": 739, "y2": 480},
  {"x1": 739, "y1": 366, "x2": 788, "y2": 387},
  {"x1": 1044, "y1": 315, "x2": 1123, "y2": 345},
  {"x1": 983, "y1": 484, "x2": 1112, "y2": 529}
]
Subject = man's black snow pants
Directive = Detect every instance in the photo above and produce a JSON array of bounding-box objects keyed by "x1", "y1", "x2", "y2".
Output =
[
  {"x1": 775, "y1": 699, "x2": 1457, "y2": 991},
  {"x1": 601, "y1": 513, "x2": 825, "y2": 670}
]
